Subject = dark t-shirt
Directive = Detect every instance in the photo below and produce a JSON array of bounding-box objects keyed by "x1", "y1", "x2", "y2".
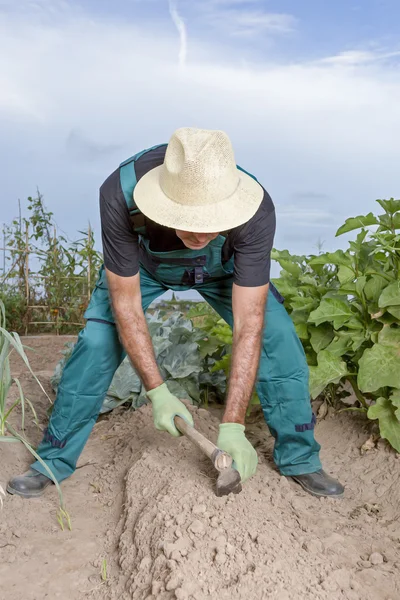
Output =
[{"x1": 100, "y1": 145, "x2": 276, "y2": 287}]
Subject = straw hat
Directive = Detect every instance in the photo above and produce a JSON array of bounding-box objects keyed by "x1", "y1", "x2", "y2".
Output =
[{"x1": 133, "y1": 127, "x2": 264, "y2": 233}]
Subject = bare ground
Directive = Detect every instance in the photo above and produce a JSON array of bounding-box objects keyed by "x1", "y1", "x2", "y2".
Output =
[{"x1": 0, "y1": 336, "x2": 399, "y2": 600}]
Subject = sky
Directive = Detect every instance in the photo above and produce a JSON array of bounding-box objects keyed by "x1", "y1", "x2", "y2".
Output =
[{"x1": 1, "y1": 0, "x2": 400, "y2": 295}]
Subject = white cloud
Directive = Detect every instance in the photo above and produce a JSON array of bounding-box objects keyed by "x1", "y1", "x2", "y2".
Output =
[
  {"x1": 319, "y1": 49, "x2": 400, "y2": 67},
  {"x1": 188, "y1": 0, "x2": 296, "y2": 38},
  {"x1": 168, "y1": 0, "x2": 188, "y2": 67},
  {"x1": 222, "y1": 11, "x2": 295, "y2": 37}
]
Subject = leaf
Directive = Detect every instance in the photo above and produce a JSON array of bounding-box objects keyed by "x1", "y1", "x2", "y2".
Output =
[
  {"x1": 388, "y1": 306, "x2": 400, "y2": 320},
  {"x1": 309, "y1": 350, "x2": 349, "y2": 399},
  {"x1": 376, "y1": 198, "x2": 400, "y2": 216},
  {"x1": 375, "y1": 311, "x2": 399, "y2": 325},
  {"x1": 107, "y1": 356, "x2": 141, "y2": 400},
  {"x1": 309, "y1": 324, "x2": 334, "y2": 353},
  {"x1": 324, "y1": 333, "x2": 352, "y2": 357},
  {"x1": 199, "y1": 370, "x2": 226, "y2": 398},
  {"x1": 295, "y1": 322, "x2": 309, "y2": 340},
  {"x1": 211, "y1": 354, "x2": 231, "y2": 377},
  {"x1": 390, "y1": 390, "x2": 400, "y2": 420},
  {"x1": 350, "y1": 332, "x2": 367, "y2": 352},
  {"x1": 308, "y1": 298, "x2": 353, "y2": 329},
  {"x1": 163, "y1": 342, "x2": 203, "y2": 379},
  {"x1": 290, "y1": 297, "x2": 316, "y2": 310},
  {"x1": 270, "y1": 278, "x2": 298, "y2": 298},
  {"x1": 345, "y1": 316, "x2": 365, "y2": 330},
  {"x1": 272, "y1": 249, "x2": 305, "y2": 268},
  {"x1": 0, "y1": 328, "x2": 52, "y2": 404},
  {"x1": 371, "y1": 251, "x2": 388, "y2": 261},
  {"x1": 355, "y1": 276, "x2": 367, "y2": 297},
  {"x1": 278, "y1": 260, "x2": 302, "y2": 278},
  {"x1": 100, "y1": 395, "x2": 137, "y2": 414},
  {"x1": 393, "y1": 213, "x2": 400, "y2": 229},
  {"x1": 364, "y1": 275, "x2": 388, "y2": 303},
  {"x1": 339, "y1": 282, "x2": 357, "y2": 294},
  {"x1": 367, "y1": 397, "x2": 400, "y2": 452},
  {"x1": 378, "y1": 327, "x2": 400, "y2": 348},
  {"x1": 338, "y1": 265, "x2": 354, "y2": 284},
  {"x1": 358, "y1": 344, "x2": 400, "y2": 392},
  {"x1": 290, "y1": 308, "x2": 310, "y2": 325},
  {"x1": 308, "y1": 250, "x2": 352, "y2": 267},
  {"x1": 174, "y1": 376, "x2": 202, "y2": 403},
  {"x1": 378, "y1": 282, "x2": 400, "y2": 308},
  {"x1": 335, "y1": 212, "x2": 379, "y2": 236},
  {"x1": 152, "y1": 335, "x2": 173, "y2": 357},
  {"x1": 299, "y1": 274, "x2": 318, "y2": 287},
  {"x1": 168, "y1": 326, "x2": 199, "y2": 346},
  {"x1": 165, "y1": 380, "x2": 193, "y2": 403},
  {"x1": 198, "y1": 337, "x2": 223, "y2": 359}
]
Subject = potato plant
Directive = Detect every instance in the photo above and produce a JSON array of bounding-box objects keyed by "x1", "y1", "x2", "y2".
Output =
[{"x1": 271, "y1": 198, "x2": 400, "y2": 451}]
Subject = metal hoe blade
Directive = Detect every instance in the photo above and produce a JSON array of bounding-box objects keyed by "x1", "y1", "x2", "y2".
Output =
[{"x1": 215, "y1": 468, "x2": 242, "y2": 497}]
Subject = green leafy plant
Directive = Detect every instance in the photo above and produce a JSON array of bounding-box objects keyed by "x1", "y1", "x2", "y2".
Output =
[
  {"x1": 51, "y1": 308, "x2": 230, "y2": 413},
  {"x1": 0, "y1": 300, "x2": 71, "y2": 527},
  {"x1": 271, "y1": 198, "x2": 400, "y2": 451}
]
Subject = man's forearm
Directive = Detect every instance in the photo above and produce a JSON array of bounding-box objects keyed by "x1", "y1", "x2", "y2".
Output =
[
  {"x1": 113, "y1": 303, "x2": 163, "y2": 391},
  {"x1": 222, "y1": 318, "x2": 264, "y2": 424}
]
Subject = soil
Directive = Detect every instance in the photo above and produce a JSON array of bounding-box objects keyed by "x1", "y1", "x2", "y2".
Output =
[{"x1": 1, "y1": 336, "x2": 399, "y2": 600}]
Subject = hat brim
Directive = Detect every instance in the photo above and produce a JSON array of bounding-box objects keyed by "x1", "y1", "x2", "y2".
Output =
[{"x1": 133, "y1": 165, "x2": 264, "y2": 233}]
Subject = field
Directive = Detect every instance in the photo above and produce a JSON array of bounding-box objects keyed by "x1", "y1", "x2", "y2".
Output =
[{"x1": 1, "y1": 336, "x2": 400, "y2": 600}]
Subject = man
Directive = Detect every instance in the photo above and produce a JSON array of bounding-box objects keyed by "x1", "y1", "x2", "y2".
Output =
[{"x1": 8, "y1": 127, "x2": 344, "y2": 498}]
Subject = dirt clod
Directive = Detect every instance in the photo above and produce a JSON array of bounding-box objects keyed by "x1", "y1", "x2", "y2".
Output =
[{"x1": 369, "y1": 552, "x2": 384, "y2": 565}]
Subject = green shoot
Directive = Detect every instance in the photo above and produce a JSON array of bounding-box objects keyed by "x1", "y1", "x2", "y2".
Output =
[{"x1": 101, "y1": 558, "x2": 108, "y2": 581}]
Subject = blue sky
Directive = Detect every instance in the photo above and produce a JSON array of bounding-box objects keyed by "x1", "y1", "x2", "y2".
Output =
[{"x1": 1, "y1": 0, "x2": 399, "y2": 295}]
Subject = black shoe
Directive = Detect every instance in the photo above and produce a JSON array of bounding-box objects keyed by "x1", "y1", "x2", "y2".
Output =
[
  {"x1": 290, "y1": 469, "x2": 344, "y2": 498},
  {"x1": 7, "y1": 469, "x2": 53, "y2": 499}
]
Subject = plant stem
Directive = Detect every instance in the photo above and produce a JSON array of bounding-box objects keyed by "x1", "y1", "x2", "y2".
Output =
[
  {"x1": 367, "y1": 271, "x2": 392, "y2": 282},
  {"x1": 347, "y1": 376, "x2": 368, "y2": 409}
]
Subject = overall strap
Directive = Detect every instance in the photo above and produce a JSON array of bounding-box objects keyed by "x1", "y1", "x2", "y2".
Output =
[
  {"x1": 119, "y1": 144, "x2": 166, "y2": 234},
  {"x1": 237, "y1": 164, "x2": 258, "y2": 182}
]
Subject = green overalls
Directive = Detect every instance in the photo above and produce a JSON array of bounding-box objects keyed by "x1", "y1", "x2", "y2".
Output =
[{"x1": 31, "y1": 151, "x2": 321, "y2": 482}]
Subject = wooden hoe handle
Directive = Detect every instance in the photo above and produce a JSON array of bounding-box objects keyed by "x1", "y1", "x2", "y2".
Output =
[{"x1": 174, "y1": 416, "x2": 233, "y2": 471}]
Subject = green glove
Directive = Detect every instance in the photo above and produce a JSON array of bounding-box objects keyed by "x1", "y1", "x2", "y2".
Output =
[
  {"x1": 147, "y1": 383, "x2": 194, "y2": 438},
  {"x1": 217, "y1": 423, "x2": 258, "y2": 482}
]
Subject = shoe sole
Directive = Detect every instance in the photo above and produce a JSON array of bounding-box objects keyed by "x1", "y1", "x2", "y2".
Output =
[
  {"x1": 6, "y1": 484, "x2": 49, "y2": 499},
  {"x1": 290, "y1": 476, "x2": 344, "y2": 498}
]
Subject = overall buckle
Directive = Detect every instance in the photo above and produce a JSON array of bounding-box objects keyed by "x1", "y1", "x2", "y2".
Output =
[{"x1": 194, "y1": 266, "x2": 204, "y2": 284}]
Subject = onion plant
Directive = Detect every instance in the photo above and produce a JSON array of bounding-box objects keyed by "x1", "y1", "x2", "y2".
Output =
[{"x1": 0, "y1": 300, "x2": 70, "y2": 528}]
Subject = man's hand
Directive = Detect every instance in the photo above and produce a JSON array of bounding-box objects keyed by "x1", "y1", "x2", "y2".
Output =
[
  {"x1": 147, "y1": 383, "x2": 194, "y2": 437},
  {"x1": 217, "y1": 423, "x2": 258, "y2": 482}
]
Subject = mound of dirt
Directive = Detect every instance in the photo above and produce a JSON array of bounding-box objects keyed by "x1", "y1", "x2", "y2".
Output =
[
  {"x1": 2, "y1": 337, "x2": 400, "y2": 600},
  {"x1": 100, "y1": 404, "x2": 400, "y2": 600}
]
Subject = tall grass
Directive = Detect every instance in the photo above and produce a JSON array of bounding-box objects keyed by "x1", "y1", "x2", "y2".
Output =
[{"x1": 0, "y1": 300, "x2": 70, "y2": 528}]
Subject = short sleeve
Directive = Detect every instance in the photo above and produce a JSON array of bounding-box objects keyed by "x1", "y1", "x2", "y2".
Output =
[
  {"x1": 100, "y1": 169, "x2": 140, "y2": 277},
  {"x1": 233, "y1": 191, "x2": 276, "y2": 287}
]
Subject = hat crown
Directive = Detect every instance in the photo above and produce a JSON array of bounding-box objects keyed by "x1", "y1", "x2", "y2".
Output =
[{"x1": 160, "y1": 128, "x2": 239, "y2": 207}]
